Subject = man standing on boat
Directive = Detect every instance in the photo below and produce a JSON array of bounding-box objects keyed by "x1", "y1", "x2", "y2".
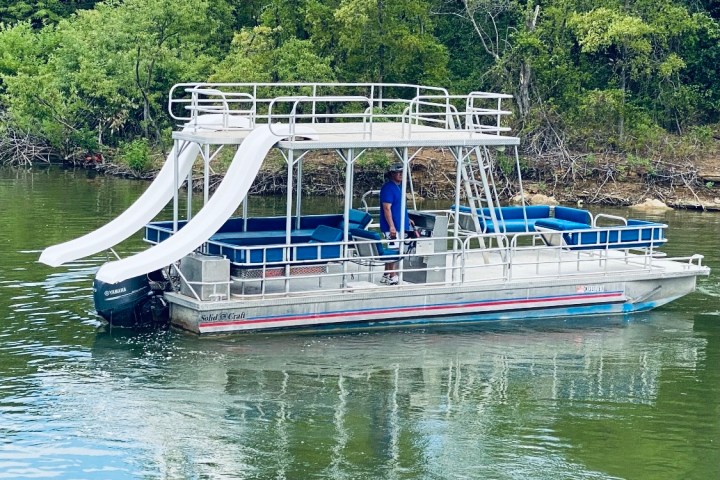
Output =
[{"x1": 379, "y1": 163, "x2": 414, "y2": 285}]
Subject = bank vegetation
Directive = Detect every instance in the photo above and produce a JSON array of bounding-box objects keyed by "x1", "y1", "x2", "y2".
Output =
[{"x1": 0, "y1": 0, "x2": 718, "y2": 205}]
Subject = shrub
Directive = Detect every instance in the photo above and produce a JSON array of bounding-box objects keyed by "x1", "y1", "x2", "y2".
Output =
[{"x1": 119, "y1": 139, "x2": 151, "y2": 172}]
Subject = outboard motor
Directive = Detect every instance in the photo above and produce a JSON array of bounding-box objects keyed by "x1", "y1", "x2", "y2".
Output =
[{"x1": 93, "y1": 272, "x2": 169, "y2": 327}]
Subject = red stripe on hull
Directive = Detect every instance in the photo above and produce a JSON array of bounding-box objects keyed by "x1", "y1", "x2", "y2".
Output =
[{"x1": 198, "y1": 292, "x2": 624, "y2": 332}]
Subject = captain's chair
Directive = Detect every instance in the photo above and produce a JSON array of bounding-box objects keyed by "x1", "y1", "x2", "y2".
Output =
[{"x1": 350, "y1": 228, "x2": 400, "y2": 281}]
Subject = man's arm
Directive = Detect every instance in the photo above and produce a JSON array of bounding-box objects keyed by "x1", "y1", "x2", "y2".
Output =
[{"x1": 382, "y1": 202, "x2": 396, "y2": 237}]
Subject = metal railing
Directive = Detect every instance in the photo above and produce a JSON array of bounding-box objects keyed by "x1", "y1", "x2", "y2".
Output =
[
  {"x1": 169, "y1": 225, "x2": 704, "y2": 301},
  {"x1": 266, "y1": 95, "x2": 373, "y2": 140},
  {"x1": 167, "y1": 82, "x2": 515, "y2": 141}
]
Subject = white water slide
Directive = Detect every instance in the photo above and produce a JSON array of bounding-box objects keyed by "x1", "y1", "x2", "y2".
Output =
[
  {"x1": 39, "y1": 115, "x2": 250, "y2": 267},
  {"x1": 95, "y1": 124, "x2": 312, "y2": 284}
]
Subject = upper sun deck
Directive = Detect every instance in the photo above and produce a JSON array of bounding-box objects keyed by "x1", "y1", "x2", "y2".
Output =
[{"x1": 168, "y1": 82, "x2": 520, "y2": 149}]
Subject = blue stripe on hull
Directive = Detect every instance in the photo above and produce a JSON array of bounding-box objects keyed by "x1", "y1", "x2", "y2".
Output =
[{"x1": 290, "y1": 301, "x2": 657, "y2": 333}]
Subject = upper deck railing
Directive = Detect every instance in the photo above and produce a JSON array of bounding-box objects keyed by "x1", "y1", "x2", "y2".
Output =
[{"x1": 168, "y1": 82, "x2": 515, "y2": 139}]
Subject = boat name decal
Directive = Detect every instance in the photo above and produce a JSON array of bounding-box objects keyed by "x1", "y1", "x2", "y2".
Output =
[
  {"x1": 105, "y1": 287, "x2": 127, "y2": 296},
  {"x1": 200, "y1": 312, "x2": 246, "y2": 323},
  {"x1": 576, "y1": 285, "x2": 605, "y2": 293}
]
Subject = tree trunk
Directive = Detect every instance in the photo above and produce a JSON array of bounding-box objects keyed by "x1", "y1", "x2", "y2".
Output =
[
  {"x1": 619, "y1": 55, "x2": 626, "y2": 143},
  {"x1": 377, "y1": 0, "x2": 385, "y2": 83},
  {"x1": 517, "y1": 5, "x2": 539, "y2": 121}
]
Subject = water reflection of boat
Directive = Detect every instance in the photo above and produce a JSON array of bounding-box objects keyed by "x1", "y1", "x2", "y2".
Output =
[
  {"x1": 40, "y1": 83, "x2": 709, "y2": 333},
  {"x1": 80, "y1": 316, "x2": 707, "y2": 477}
]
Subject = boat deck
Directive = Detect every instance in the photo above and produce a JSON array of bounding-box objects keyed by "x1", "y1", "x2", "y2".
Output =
[
  {"x1": 172, "y1": 122, "x2": 520, "y2": 149},
  {"x1": 224, "y1": 247, "x2": 701, "y2": 299}
]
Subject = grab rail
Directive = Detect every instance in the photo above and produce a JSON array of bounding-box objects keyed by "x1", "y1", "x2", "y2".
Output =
[
  {"x1": 184, "y1": 87, "x2": 256, "y2": 131},
  {"x1": 167, "y1": 82, "x2": 517, "y2": 141},
  {"x1": 169, "y1": 82, "x2": 450, "y2": 122},
  {"x1": 266, "y1": 95, "x2": 373, "y2": 140},
  {"x1": 403, "y1": 93, "x2": 514, "y2": 138}
]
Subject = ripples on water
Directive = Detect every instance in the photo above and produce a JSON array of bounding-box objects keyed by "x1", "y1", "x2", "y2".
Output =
[{"x1": 1, "y1": 167, "x2": 719, "y2": 479}]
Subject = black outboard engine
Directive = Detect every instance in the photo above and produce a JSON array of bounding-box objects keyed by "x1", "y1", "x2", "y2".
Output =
[{"x1": 93, "y1": 272, "x2": 169, "y2": 327}]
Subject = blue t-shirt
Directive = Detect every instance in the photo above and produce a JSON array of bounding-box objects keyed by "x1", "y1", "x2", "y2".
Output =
[{"x1": 379, "y1": 180, "x2": 410, "y2": 232}]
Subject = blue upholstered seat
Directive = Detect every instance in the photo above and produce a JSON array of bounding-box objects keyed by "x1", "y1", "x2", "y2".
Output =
[
  {"x1": 337, "y1": 209, "x2": 373, "y2": 231},
  {"x1": 295, "y1": 225, "x2": 344, "y2": 261},
  {"x1": 535, "y1": 218, "x2": 667, "y2": 250}
]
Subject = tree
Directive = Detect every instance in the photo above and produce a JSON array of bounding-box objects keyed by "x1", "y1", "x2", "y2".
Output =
[
  {"x1": 0, "y1": 0, "x2": 223, "y2": 157},
  {"x1": 569, "y1": 1, "x2": 701, "y2": 139},
  {"x1": 210, "y1": 27, "x2": 334, "y2": 83},
  {"x1": 0, "y1": 0, "x2": 99, "y2": 28},
  {"x1": 334, "y1": 0, "x2": 448, "y2": 84}
]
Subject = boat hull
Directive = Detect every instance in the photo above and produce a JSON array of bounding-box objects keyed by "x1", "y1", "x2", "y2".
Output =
[{"x1": 165, "y1": 274, "x2": 698, "y2": 334}]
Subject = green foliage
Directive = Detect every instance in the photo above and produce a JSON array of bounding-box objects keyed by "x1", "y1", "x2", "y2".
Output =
[
  {"x1": 626, "y1": 153, "x2": 654, "y2": 175},
  {"x1": 119, "y1": 138, "x2": 151, "y2": 172},
  {"x1": 356, "y1": 150, "x2": 391, "y2": 170},
  {"x1": 0, "y1": 0, "x2": 224, "y2": 157},
  {"x1": 496, "y1": 153, "x2": 515, "y2": 177},
  {"x1": 209, "y1": 26, "x2": 275, "y2": 83},
  {"x1": 0, "y1": 0, "x2": 100, "y2": 27},
  {"x1": 333, "y1": 0, "x2": 449, "y2": 84},
  {"x1": 0, "y1": 0, "x2": 717, "y2": 165},
  {"x1": 210, "y1": 29, "x2": 334, "y2": 83},
  {"x1": 0, "y1": 22, "x2": 49, "y2": 78}
]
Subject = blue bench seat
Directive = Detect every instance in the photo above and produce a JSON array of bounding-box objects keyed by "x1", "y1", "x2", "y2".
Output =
[
  {"x1": 535, "y1": 219, "x2": 666, "y2": 250},
  {"x1": 482, "y1": 206, "x2": 551, "y2": 233},
  {"x1": 210, "y1": 229, "x2": 316, "y2": 243},
  {"x1": 295, "y1": 225, "x2": 345, "y2": 261},
  {"x1": 206, "y1": 225, "x2": 346, "y2": 265},
  {"x1": 451, "y1": 205, "x2": 592, "y2": 234},
  {"x1": 145, "y1": 209, "x2": 373, "y2": 248}
]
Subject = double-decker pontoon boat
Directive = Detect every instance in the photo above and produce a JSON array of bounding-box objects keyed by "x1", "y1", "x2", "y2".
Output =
[{"x1": 40, "y1": 83, "x2": 710, "y2": 333}]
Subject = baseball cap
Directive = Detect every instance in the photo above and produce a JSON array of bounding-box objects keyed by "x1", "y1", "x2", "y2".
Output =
[{"x1": 388, "y1": 163, "x2": 404, "y2": 172}]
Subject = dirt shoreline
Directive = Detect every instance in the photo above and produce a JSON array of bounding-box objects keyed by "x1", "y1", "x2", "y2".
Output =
[
  {"x1": 239, "y1": 149, "x2": 720, "y2": 211},
  {"x1": 79, "y1": 147, "x2": 720, "y2": 211}
]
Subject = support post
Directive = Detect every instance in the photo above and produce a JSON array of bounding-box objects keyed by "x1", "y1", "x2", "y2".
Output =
[
  {"x1": 284, "y1": 149, "x2": 294, "y2": 293},
  {"x1": 342, "y1": 148, "x2": 354, "y2": 288},
  {"x1": 173, "y1": 138, "x2": 179, "y2": 232}
]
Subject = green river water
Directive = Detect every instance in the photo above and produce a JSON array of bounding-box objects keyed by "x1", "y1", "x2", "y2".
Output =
[{"x1": 0, "y1": 166, "x2": 719, "y2": 479}]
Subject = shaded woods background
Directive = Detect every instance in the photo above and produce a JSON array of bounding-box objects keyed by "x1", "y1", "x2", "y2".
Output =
[{"x1": 0, "y1": 0, "x2": 717, "y2": 202}]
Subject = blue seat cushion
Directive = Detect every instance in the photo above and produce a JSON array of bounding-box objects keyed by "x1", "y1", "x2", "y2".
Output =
[
  {"x1": 534, "y1": 218, "x2": 591, "y2": 231},
  {"x1": 310, "y1": 225, "x2": 343, "y2": 243},
  {"x1": 337, "y1": 209, "x2": 373, "y2": 231},
  {"x1": 554, "y1": 206, "x2": 592, "y2": 225},
  {"x1": 483, "y1": 205, "x2": 551, "y2": 220},
  {"x1": 295, "y1": 225, "x2": 344, "y2": 261},
  {"x1": 246, "y1": 217, "x2": 287, "y2": 231},
  {"x1": 451, "y1": 205, "x2": 553, "y2": 233}
]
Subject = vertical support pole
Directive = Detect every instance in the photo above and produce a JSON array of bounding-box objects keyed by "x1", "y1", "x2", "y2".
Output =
[
  {"x1": 452, "y1": 147, "x2": 462, "y2": 283},
  {"x1": 173, "y1": 138, "x2": 179, "y2": 232},
  {"x1": 186, "y1": 168, "x2": 192, "y2": 221},
  {"x1": 342, "y1": 148, "x2": 354, "y2": 288},
  {"x1": 284, "y1": 148, "x2": 294, "y2": 294},
  {"x1": 295, "y1": 152, "x2": 303, "y2": 230},
  {"x1": 398, "y1": 148, "x2": 409, "y2": 284},
  {"x1": 204, "y1": 143, "x2": 210, "y2": 205},
  {"x1": 241, "y1": 146, "x2": 248, "y2": 231},
  {"x1": 453, "y1": 147, "x2": 462, "y2": 238}
]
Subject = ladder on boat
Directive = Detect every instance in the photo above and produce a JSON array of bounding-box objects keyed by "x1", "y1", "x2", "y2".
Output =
[{"x1": 458, "y1": 146, "x2": 507, "y2": 260}]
